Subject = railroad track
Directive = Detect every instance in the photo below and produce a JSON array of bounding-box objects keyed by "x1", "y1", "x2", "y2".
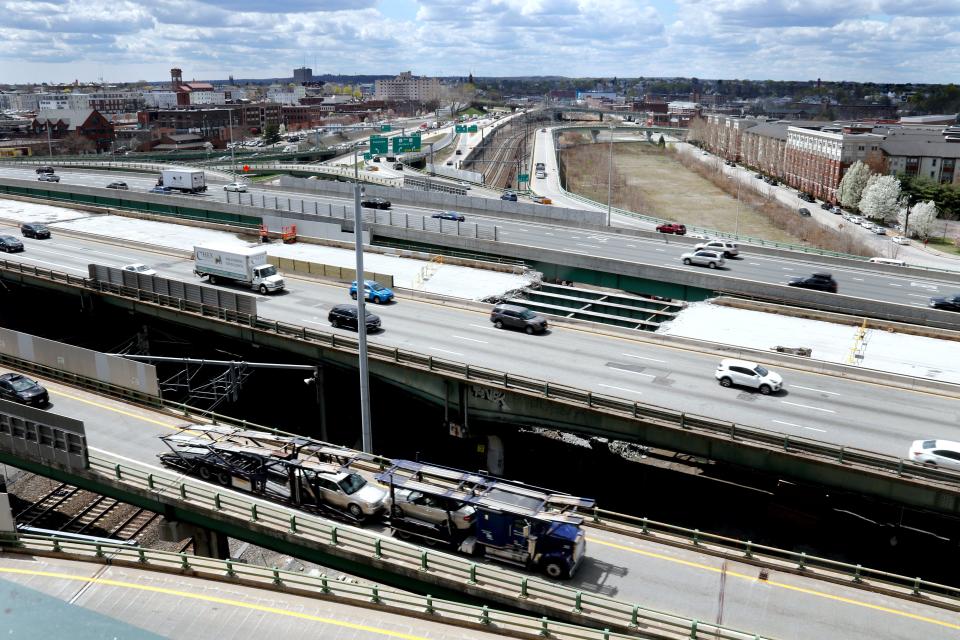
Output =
[
  {"x1": 61, "y1": 495, "x2": 121, "y2": 535},
  {"x1": 15, "y1": 483, "x2": 82, "y2": 527},
  {"x1": 112, "y1": 508, "x2": 161, "y2": 541}
]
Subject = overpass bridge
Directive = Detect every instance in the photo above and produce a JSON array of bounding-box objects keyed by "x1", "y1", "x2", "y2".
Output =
[{"x1": 1, "y1": 371, "x2": 959, "y2": 640}]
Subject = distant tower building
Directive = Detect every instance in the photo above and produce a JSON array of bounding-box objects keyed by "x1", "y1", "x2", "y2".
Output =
[
  {"x1": 293, "y1": 67, "x2": 313, "y2": 84},
  {"x1": 170, "y1": 68, "x2": 183, "y2": 91}
]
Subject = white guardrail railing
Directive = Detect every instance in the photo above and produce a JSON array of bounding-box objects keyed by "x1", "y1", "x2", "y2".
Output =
[{"x1": 82, "y1": 450, "x2": 771, "y2": 640}]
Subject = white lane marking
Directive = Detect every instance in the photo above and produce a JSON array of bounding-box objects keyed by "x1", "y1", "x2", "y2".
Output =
[
  {"x1": 300, "y1": 318, "x2": 325, "y2": 325},
  {"x1": 607, "y1": 366, "x2": 656, "y2": 378},
  {"x1": 430, "y1": 347, "x2": 464, "y2": 356},
  {"x1": 545, "y1": 232, "x2": 554, "y2": 236},
  {"x1": 598, "y1": 383, "x2": 643, "y2": 395},
  {"x1": 852, "y1": 277, "x2": 863, "y2": 281},
  {"x1": 907, "y1": 293, "x2": 931, "y2": 299},
  {"x1": 468, "y1": 323, "x2": 496, "y2": 330},
  {"x1": 17, "y1": 257, "x2": 85, "y2": 272},
  {"x1": 789, "y1": 385, "x2": 841, "y2": 396},
  {"x1": 910, "y1": 282, "x2": 938, "y2": 291},
  {"x1": 781, "y1": 401, "x2": 835, "y2": 414},
  {"x1": 451, "y1": 334, "x2": 488, "y2": 344},
  {"x1": 888, "y1": 283, "x2": 903, "y2": 287},
  {"x1": 781, "y1": 267, "x2": 793, "y2": 271},
  {"x1": 576, "y1": 243, "x2": 601, "y2": 249},
  {"x1": 622, "y1": 353, "x2": 667, "y2": 363},
  {"x1": 654, "y1": 248, "x2": 665, "y2": 252},
  {"x1": 773, "y1": 420, "x2": 826, "y2": 433},
  {"x1": 749, "y1": 262, "x2": 761, "y2": 266},
  {"x1": 626, "y1": 244, "x2": 636, "y2": 248}
]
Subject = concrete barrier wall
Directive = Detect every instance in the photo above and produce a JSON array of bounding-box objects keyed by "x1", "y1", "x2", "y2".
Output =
[{"x1": 265, "y1": 255, "x2": 393, "y2": 287}]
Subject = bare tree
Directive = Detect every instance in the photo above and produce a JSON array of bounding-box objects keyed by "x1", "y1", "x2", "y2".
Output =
[{"x1": 60, "y1": 131, "x2": 94, "y2": 155}]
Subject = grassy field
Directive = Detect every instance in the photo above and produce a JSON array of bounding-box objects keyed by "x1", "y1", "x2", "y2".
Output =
[{"x1": 563, "y1": 141, "x2": 801, "y2": 244}]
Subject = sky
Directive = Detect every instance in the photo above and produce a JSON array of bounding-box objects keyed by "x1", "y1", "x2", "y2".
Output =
[{"x1": 1, "y1": 0, "x2": 958, "y2": 85}]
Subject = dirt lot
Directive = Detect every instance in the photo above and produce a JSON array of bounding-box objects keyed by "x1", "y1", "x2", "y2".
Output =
[{"x1": 562, "y1": 141, "x2": 801, "y2": 244}]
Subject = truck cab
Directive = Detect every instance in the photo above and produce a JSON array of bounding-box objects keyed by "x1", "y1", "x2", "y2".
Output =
[{"x1": 252, "y1": 263, "x2": 284, "y2": 292}]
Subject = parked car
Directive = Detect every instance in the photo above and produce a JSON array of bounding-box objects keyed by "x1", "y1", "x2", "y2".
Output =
[
  {"x1": 35, "y1": 166, "x2": 55, "y2": 174},
  {"x1": 350, "y1": 280, "x2": 394, "y2": 304},
  {"x1": 500, "y1": 191, "x2": 518, "y2": 202},
  {"x1": 788, "y1": 272, "x2": 838, "y2": 293},
  {"x1": 0, "y1": 235, "x2": 25, "y2": 252},
  {"x1": 715, "y1": 359, "x2": 783, "y2": 395},
  {"x1": 149, "y1": 186, "x2": 172, "y2": 194},
  {"x1": 681, "y1": 249, "x2": 725, "y2": 269},
  {"x1": 106, "y1": 181, "x2": 129, "y2": 190},
  {"x1": 891, "y1": 235, "x2": 911, "y2": 245},
  {"x1": 432, "y1": 211, "x2": 465, "y2": 222},
  {"x1": 656, "y1": 222, "x2": 687, "y2": 235},
  {"x1": 0, "y1": 372, "x2": 49, "y2": 407},
  {"x1": 849, "y1": 215, "x2": 863, "y2": 224},
  {"x1": 694, "y1": 240, "x2": 739, "y2": 257},
  {"x1": 445, "y1": 160, "x2": 453, "y2": 166},
  {"x1": 872, "y1": 226, "x2": 887, "y2": 235},
  {"x1": 798, "y1": 207, "x2": 811, "y2": 217},
  {"x1": 820, "y1": 202, "x2": 832, "y2": 210},
  {"x1": 830, "y1": 206, "x2": 842, "y2": 214},
  {"x1": 490, "y1": 303, "x2": 548, "y2": 334},
  {"x1": 754, "y1": 173, "x2": 764, "y2": 179},
  {"x1": 929, "y1": 294, "x2": 960, "y2": 312},
  {"x1": 724, "y1": 160, "x2": 735, "y2": 166},
  {"x1": 868, "y1": 257, "x2": 906, "y2": 266},
  {"x1": 798, "y1": 192, "x2": 815, "y2": 203},
  {"x1": 391, "y1": 488, "x2": 476, "y2": 530},
  {"x1": 908, "y1": 440, "x2": 960, "y2": 471},
  {"x1": 360, "y1": 197, "x2": 391, "y2": 210},
  {"x1": 224, "y1": 182, "x2": 248, "y2": 192},
  {"x1": 122, "y1": 263, "x2": 157, "y2": 276},
  {"x1": 328, "y1": 304, "x2": 382, "y2": 332},
  {"x1": 37, "y1": 173, "x2": 60, "y2": 182},
  {"x1": 20, "y1": 223, "x2": 50, "y2": 239}
]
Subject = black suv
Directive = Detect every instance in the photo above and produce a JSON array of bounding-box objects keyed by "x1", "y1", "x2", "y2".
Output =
[
  {"x1": 490, "y1": 303, "x2": 548, "y2": 334},
  {"x1": 798, "y1": 192, "x2": 815, "y2": 203},
  {"x1": 0, "y1": 372, "x2": 49, "y2": 407},
  {"x1": 0, "y1": 235, "x2": 25, "y2": 252},
  {"x1": 788, "y1": 272, "x2": 838, "y2": 293},
  {"x1": 328, "y1": 304, "x2": 382, "y2": 332},
  {"x1": 21, "y1": 223, "x2": 50, "y2": 239},
  {"x1": 35, "y1": 166, "x2": 55, "y2": 174},
  {"x1": 929, "y1": 294, "x2": 960, "y2": 312},
  {"x1": 361, "y1": 197, "x2": 391, "y2": 210},
  {"x1": 106, "y1": 181, "x2": 129, "y2": 190}
]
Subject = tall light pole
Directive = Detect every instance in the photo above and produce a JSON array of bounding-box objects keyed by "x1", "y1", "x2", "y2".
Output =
[
  {"x1": 45, "y1": 121, "x2": 53, "y2": 157},
  {"x1": 352, "y1": 148, "x2": 373, "y2": 453},
  {"x1": 728, "y1": 174, "x2": 742, "y2": 236},
  {"x1": 606, "y1": 124, "x2": 614, "y2": 226},
  {"x1": 228, "y1": 108, "x2": 236, "y2": 177}
]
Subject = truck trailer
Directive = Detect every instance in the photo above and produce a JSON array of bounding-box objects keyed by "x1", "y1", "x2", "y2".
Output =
[
  {"x1": 194, "y1": 244, "x2": 285, "y2": 294},
  {"x1": 160, "y1": 168, "x2": 206, "y2": 193}
]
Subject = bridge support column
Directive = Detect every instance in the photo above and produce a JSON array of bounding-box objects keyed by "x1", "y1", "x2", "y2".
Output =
[
  {"x1": 159, "y1": 520, "x2": 230, "y2": 560},
  {"x1": 0, "y1": 492, "x2": 14, "y2": 534}
]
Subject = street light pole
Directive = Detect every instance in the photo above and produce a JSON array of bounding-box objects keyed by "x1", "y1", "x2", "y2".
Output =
[
  {"x1": 352, "y1": 149, "x2": 373, "y2": 453},
  {"x1": 606, "y1": 125, "x2": 614, "y2": 226},
  {"x1": 228, "y1": 108, "x2": 236, "y2": 177},
  {"x1": 46, "y1": 121, "x2": 52, "y2": 157},
  {"x1": 427, "y1": 142, "x2": 434, "y2": 192}
]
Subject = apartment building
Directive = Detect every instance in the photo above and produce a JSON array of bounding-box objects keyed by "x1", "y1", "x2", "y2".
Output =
[{"x1": 374, "y1": 71, "x2": 440, "y2": 102}]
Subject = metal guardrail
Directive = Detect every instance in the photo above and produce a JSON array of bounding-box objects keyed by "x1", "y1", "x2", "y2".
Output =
[
  {"x1": 69, "y1": 453, "x2": 771, "y2": 640},
  {"x1": 207, "y1": 161, "x2": 400, "y2": 187},
  {"x1": 223, "y1": 189, "x2": 500, "y2": 241},
  {"x1": 3, "y1": 257, "x2": 959, "y2": 491},
  {"x1": 0, "y1": 157, "x2": 235, "y2": 182}
]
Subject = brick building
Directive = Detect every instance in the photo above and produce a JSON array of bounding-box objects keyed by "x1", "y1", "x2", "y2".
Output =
[
  {"x1": 740, "y1": 121, "x2": 788, "y2": 178},
  {"x1": 31, "y1": 108, "x2": 115, "y2": 152}
]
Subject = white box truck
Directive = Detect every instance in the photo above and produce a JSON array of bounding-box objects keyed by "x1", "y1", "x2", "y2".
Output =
[
  {"x1": 194, "y1": 244, "x2": 285, "y2": 294},
  {"x1": 160, "y1": 168, "x2": 207, "y2": 193}
]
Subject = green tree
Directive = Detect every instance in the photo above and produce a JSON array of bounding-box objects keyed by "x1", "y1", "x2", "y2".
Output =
[{"x1": 263, "y1": 124, "x2": 280, "y2": 145}]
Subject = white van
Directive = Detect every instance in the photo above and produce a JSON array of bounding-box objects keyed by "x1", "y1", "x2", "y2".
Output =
[{"x1": 869, "y1": 257, "x2": 906, "y2": 266}]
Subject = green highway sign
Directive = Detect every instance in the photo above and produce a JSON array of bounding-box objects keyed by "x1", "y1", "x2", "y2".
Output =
[
  {"x1": 518, "y1": 173, "x2": 529, "y2": 183},
  {"x1": 455, "y1": 124, "x2": 468, "y2": 133},
  {"x1": 370, "y1": 136, "x2": 388, "y2": 154},
  {"x1": 380, "y1": 125, "x2": 392, "y2": 132},
  {"x1": 468, "y1": 125, "x2": 478, "y2": 133},
  {"x1": 363, "y1": 152, "x2": 372, "y2": 160},
  {"x1": 392, "y1": 135, "x2": 422, "y2": 153}
]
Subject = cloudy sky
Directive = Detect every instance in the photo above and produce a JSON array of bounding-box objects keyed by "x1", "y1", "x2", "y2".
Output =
[{"x1": 1, "y1": 0, "x2": 956, "y2": 85}]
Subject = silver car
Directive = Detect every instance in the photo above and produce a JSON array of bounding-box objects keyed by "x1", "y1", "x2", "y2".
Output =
[
  {"x1": 391, "y1": 489, "x2": 476, "y2": 530},
  {"x1": 681, "y1": 249, "x2": 725, "y2": 269},
  {"x1": 694, "y1": 240, "x2": 739, "y2": 257},
  {"x1": 311, "y1": 471, "x2": 387, "y2": 520}
]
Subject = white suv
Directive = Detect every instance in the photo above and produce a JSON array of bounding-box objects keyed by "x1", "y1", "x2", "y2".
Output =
[
  {"x1": 681, "y1": 249, "x2": 725, "y2": 269},
  {"x1": 715, "y1": 359, "x2": 783, "y2": 395},
  {"x1": 694, "y1": 239, "x2": 739, "y2": 257}
]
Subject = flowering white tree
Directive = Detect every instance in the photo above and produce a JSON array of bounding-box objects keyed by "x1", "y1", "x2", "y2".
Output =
[
  {"x1": 899, "y1": 200, "x2": 938, "y2": 239},
  {"x1": 838, "y1": 161, "x2": 871, "y2": 209},
  {"x1": 858, "y1": 174, "x2": 902, "y2": 222}
]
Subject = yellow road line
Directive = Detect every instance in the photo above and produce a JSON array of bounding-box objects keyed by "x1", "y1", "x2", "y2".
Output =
[
  {"x1": 48, "y1": 388, "x2": 182, "y2": 431},
  {"x1": 588, "y1": 536, "x2": 960, "y2": 630},
  {"x1": 0, "y1": 566, "x2": 433, "y2": 640}
]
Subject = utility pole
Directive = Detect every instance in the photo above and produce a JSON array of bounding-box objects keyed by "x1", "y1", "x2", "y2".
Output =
[
  {"x1": 46, "y1": 121, "x2": 53, "y2": 157},
  {"x1": 606, "y1": 124, "x2": 614, "y2": 226},
  {"x1": 228, "y1": 108, "x2": 236, "y2": 177},
  {"x1": 352, "y1": 150, "x2": 373, "y2": 453}
]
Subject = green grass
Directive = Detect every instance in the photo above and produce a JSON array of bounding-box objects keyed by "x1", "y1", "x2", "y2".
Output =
[{"x1": 925, "y1": 237, "x2": 960, "y2": 256}]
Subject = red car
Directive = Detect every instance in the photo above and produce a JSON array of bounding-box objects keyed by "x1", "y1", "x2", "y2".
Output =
[{"x1": 656, "y1": 223, "x2": 687, "y2": 235}]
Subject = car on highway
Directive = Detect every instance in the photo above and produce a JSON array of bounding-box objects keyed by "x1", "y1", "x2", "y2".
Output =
[
  {"x1": 20, "y1": 223, "x2": 50, "y2": 239},
  {"x1": 908, "y1": 440, "x2": 960, "y2": 471},
  {"x1": 123, "y1": 263, "x2": 157, "y2": 276},
  {"x1": 830, "y1": 206, "x2": 842, "y2": 215},
  {"x1": 456, "y1": 181, "x2": 471, "y2": 190},
  {"x1": 656, "y1": 222, "x2": 687, "y2": 235},
  {"x1": 432, "y1": 211, "x2": 465, "y2": 222},
  {"x1": 350, "y1": 280, "x2": 394, "y2": 304},
  {"x1": 694, "y1": 239, "x2": 739, "y2": 257},
  {"x1": 500, "y1": 191, "x2": 518, "y2": 202},
  {"x1": 715, "y1": 359, "x2": 783, "y2": 395},
  {"x1": 106, "y1": 181, "x2": 129, "y2": 190},
  {"x1": 393, "y1": 163, "x2": 404, "y2": 170},
  {"x1": 848, "y1": 215, "x2": 863, "y2": 224},
  {"x1": 328, "y1": 304, "x2": 382, "y2": 332},
  {"x1": 0, "y1": 235, "x2": 25, "y2": 253},
  {"x1": 929, "y1": 294, "x2": 960, "y2": 312},
  {"x1": 0, "y1": 372, "x2": 49, "y2": 407},
  {"x1": 872, "y1": 226, "x2": 887, "y2": 235},
  {"x1": 490, "y1": 303, "x2": 548, "y2": 334},
  {"x1": 531, "y1": 196, "x2": 552, "y2": 204},
  {"x1": 868, "y1": 257, "x2": 906, "y2": 266},
  {"x1": 35, "y1": 165, "x2": 55, "y2": 174},
  {"x1": 798, "y1": 207, "x2": 811, "y2": 217},
  {"x1": 681, "y1": 249, "x2": 725, "y2": 269},
  {"x1": 891, "y1": 235, "x2": 911, "y2": 245},
  {"x1": 390, "y1": 488, "x2": 476, "y2": 530},
  {"x1": 788, "y1": 272, "x2": 838, "y2": 293},
  {"x1": 37, "y1": 173, "x2": 60, "y2": 182},
  {"x1": 149, "y1": 186, "x2": 172, "y2": 194},
  {"x1": 820, "y1": 202, "x2": 832, "y2": 210},
  {"x1": 360, "y1": 197, "x2": 391, "y2": 210},
  {"x1": 754, "y1": 173, "x2": 764, "y2": 179},
  {"x1": 224, "y1": 182, "x2": 248, "y2": 192},
  {"x1": 541, "y1": 128, "x2": 547, "y2": 132}
]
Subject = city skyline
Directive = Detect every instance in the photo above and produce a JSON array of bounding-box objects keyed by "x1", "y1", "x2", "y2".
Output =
[{"x1": 2, "y1": 0, "x2": 958, "y2": 85}]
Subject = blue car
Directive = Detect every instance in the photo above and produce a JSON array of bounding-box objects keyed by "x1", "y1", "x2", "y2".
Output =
[
  {"x1": 149, "y1": 186, "x2": 172, "y2": 194},
  {"x1": 432, "y1": 210, "x2": 466, "y2": 222},
  {"x1": 350, "y1": 280, "x2": 394, "y2": 304}
]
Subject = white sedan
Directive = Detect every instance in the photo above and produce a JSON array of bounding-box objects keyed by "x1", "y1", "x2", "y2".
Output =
[
  {"x1": 224, "y1": 182, "x2": 248, "y2": 192},
  {"x1": 909, "y1": 440, "x2": 960, "y2": 471},
  {"x1": 122, "y1": 263, "x2": 157, "y2": 276}
]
